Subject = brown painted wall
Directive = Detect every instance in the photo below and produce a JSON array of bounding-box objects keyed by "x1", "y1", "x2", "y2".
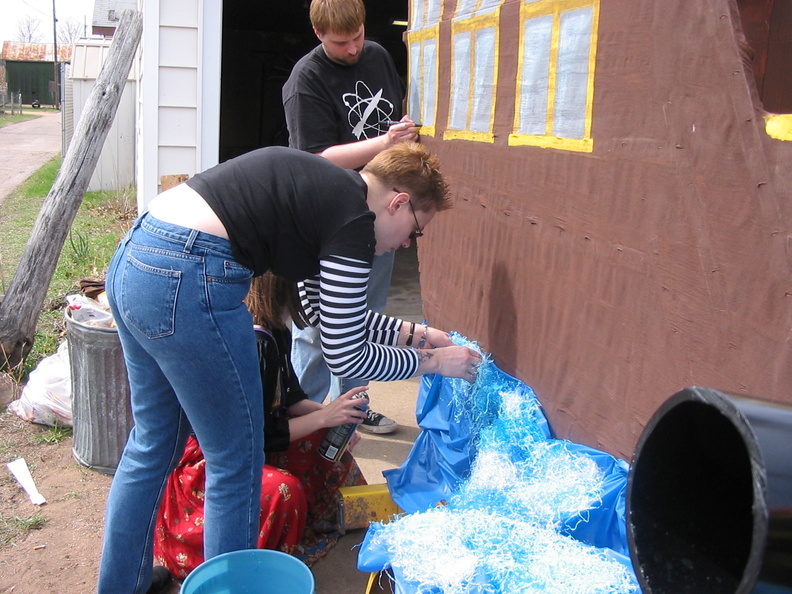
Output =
[{"x1": 418, "y1": 0, "x2": 792, "y2": 461}]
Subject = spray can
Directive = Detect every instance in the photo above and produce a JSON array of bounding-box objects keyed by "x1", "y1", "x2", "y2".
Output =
[{"x1": 318, "y1": 391, "x2": 369, "y2": 462}]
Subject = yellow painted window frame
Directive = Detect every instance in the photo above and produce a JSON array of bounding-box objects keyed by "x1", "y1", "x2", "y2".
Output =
[
  {"x1": 765, "y1": 114, "x2": 792, "y2": 141},
  {"x1": 406, "y1": 24, "x2": 441, "y2": 138},
  {"x1": 444, "y1": 8, "x2": 502, "y2": 143},
  {"x1": 509, "y1": 0, "x2": 600, "y2": 153}
]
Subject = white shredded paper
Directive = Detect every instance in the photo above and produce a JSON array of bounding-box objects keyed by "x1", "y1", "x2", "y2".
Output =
[{"x1": 371, "y1": 333, "x2": 637, "y2": 593}]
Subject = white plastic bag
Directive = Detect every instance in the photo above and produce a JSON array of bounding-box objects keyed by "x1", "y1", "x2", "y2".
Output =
[
  {"x1": 9, "y1": 341, "x2": 72, "y2": 427},
  {"x1": 65, "y1": 293, "x2": 115, "y2": 328}
]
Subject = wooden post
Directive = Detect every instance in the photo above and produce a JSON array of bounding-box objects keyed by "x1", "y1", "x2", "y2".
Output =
[{"x1": 0, "y1": 10, "x2": 143, "y2": 371}]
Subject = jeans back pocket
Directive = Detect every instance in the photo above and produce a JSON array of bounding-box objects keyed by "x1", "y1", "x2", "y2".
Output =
[{"x1": 120, "y1": 252, "x2": 182, "y2": 339}]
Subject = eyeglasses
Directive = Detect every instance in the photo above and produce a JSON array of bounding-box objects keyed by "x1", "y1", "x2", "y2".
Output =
[{"x1": 394, "y1": 188, "x2": 424, "y2": 239}]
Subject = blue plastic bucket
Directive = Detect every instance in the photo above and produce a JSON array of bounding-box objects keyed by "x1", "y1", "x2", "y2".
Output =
[{"x1": 181, "y1": 549, "x2": 315, "y2": 594}]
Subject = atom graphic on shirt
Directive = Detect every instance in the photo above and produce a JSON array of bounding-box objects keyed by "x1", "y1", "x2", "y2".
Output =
[{"x1": 343, "y1": 81, "x2": 396, "y2": 140}]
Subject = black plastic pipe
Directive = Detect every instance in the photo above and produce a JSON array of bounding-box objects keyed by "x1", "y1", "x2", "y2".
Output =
[{"x1": 627, "y1": 386, "x2": 792, "y2": 593}]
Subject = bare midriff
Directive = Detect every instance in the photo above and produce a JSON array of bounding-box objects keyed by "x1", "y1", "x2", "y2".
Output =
[{"x1": 147, "y1": 183, "x2": 229, "y2": 239}]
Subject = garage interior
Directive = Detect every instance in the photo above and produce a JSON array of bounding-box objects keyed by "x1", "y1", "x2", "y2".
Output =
[{"x1": 219, "y1": 0, "x2": 409, "y2": 162}]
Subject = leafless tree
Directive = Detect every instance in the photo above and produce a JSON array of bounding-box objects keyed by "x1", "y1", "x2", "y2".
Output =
[
  {"x1": 58, "y1": 17, "x2": 85, "y2": 44},
  {"x1": 16, "y1": 15, "x2": 44, "y2": 43}
]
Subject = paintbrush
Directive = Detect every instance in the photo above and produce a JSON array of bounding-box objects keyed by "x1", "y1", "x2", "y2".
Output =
[{"x1": 383, "y1": 120, "x2": 421, "y2": 127}]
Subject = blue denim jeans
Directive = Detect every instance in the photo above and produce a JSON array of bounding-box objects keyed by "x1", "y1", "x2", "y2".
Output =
[
  {"x1": 291, "y1": 251, "x2": 394, "y2": 402},
  {"x1": 97, "y1": 213, "x2": 263, "y2": 593}
]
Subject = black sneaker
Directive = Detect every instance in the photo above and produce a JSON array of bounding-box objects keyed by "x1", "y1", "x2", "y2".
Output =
[{"x1": 359, "y1": 408, "x2": 397, "y2": 434}]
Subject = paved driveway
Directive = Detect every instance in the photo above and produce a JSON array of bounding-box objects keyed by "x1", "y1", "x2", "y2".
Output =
[{"x1": 0, "y1": 112, "x2": 62, "y2": 205}]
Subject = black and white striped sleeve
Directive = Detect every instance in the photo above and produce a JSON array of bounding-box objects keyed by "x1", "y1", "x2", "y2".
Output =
[{"x1": 298, "y1": 255, "x2": 420, "y2": 381}]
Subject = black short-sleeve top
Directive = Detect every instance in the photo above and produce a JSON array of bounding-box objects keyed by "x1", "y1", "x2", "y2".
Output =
[{"x1": 185, "y1": 146, "x2": 375, "y2": 279}]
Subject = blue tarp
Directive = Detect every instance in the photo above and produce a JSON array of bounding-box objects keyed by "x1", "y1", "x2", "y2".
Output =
[
  {"x1": 358, "y1": 352, "x2": 638, "y2": 592},
  {"x1": 381, "y1": 371, "x2": 552, "y2": 515}
]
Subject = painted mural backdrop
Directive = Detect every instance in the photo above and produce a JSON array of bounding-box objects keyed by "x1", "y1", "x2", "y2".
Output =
[
  {"x1": 408, "y1": 0, "x2": 599, "y2": 149},
  {"x1": 406, "y1": 0, "x2": 792, "y2": 459}
]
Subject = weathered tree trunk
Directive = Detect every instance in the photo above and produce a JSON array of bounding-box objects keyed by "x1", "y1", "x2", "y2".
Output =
[{"x1": 0, "y1": 10, "x2": 143, "y2": 371}]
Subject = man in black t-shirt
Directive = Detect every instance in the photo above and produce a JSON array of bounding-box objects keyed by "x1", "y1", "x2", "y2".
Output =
[{"x1": 282, "y1": 0, "x2": 419, "y2": 434}]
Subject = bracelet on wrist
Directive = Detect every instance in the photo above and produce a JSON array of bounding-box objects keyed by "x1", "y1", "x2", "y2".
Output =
[{"x1": 406, "y1": 321, "x2": 416, "y2": 347}]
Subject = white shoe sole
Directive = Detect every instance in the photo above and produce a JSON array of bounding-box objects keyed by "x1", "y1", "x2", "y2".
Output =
[{"x1": 358, "y1": 422, "x2": 398, "y2": 435}]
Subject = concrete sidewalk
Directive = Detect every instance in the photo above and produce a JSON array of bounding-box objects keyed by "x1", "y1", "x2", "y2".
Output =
[
  {"x1": 312, "y1": 244, "x2": 424, "y2": 594},
  {"x1": 0, "y1": 111, "x2": 62, "y2": 205}
]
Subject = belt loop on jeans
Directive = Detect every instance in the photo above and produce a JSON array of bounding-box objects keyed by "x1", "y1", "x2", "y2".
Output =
[
  {"x1": 120, "y1": 214, "x2": 143, "y2": 247},
  {"x1": 184, "y1": 229, "x2": 199, "y2": 253}
]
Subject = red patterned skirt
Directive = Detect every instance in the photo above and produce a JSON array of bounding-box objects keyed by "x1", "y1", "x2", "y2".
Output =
[{"x1": 154, "y1": 431, "x2": 366, "y2": 578}]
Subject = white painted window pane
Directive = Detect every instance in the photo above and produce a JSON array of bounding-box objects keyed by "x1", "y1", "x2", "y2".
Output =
[
  {"x1": 426, "y1": 0, "x2": 442, "y2": 24},
  {"x1": 409, "y1": 41, "x2": 422, "y2": 118},
  {"x1": 455, "y1": 0, "x2": 478, "y2": 20},
  {"x1": 411, "y1": 0, "x2": 426, "y2": 29},
  {"x1": 517, "y1": 15, "x2": 553, "y2": 135},
  {"x1": 471, "y1": 27, "x2": 496, "y2": 133},
  {"x1": 449, "y1": 32, "x2": 472, "y2": 130},
  {"x1": 475, "y1": 0, "x2": 502, "y2": 16},
  {"x1": 422, "y1": 39, "x2": 438, "y2": 126},
  {"x1": 553, "y1": 6, "x2": 592, "y2": 139}
]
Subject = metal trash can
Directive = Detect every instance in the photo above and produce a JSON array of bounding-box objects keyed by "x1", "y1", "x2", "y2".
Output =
[
  {"x1": 65, "y1": 309, "x2": 134, "y2": 474},
  {"x1": 627, "y1": 386, "x2": 792, "y2": 593}
]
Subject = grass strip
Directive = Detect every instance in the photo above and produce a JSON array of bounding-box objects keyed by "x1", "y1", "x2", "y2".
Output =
[{"x1": 0, "y1": 155, "x2": 135, "y2": 376}]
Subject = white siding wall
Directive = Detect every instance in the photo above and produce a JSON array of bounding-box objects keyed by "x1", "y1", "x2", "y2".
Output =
[
  {"x1": 138, "y1": 0, "x2": 221, "y2": 210},
  {"x1": 69, "y1": 41, "x2": 137, "y2": 192}
]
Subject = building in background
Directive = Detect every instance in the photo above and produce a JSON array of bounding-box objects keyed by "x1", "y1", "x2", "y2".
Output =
[
  {"x1": 0, "y1": 42, "x2": 72, "y2": 106},
  {"x1": 66, "y1": 39, "x2": 137, "y2": 192},
  {"x1": 91, "y1": 0, "x2": 139, "y2": 37}
]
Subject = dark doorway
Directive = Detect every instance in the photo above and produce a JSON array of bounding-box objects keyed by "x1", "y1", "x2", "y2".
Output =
[
  {"x1": 737, "y1": 0, "x2": 792, "y2": 114},
  {"x1": 219, "y1": 1, "x2": 409, "y2": 163}
]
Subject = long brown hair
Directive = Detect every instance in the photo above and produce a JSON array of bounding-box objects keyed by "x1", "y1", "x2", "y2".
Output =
[{"x1": 245, "y1": 272, "x2": 308, "y2": 330}]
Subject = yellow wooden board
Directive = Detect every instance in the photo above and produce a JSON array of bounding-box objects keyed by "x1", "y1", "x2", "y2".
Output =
[{"x1": 337, "y1": 484, "x2": 404, "y2": 533}]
